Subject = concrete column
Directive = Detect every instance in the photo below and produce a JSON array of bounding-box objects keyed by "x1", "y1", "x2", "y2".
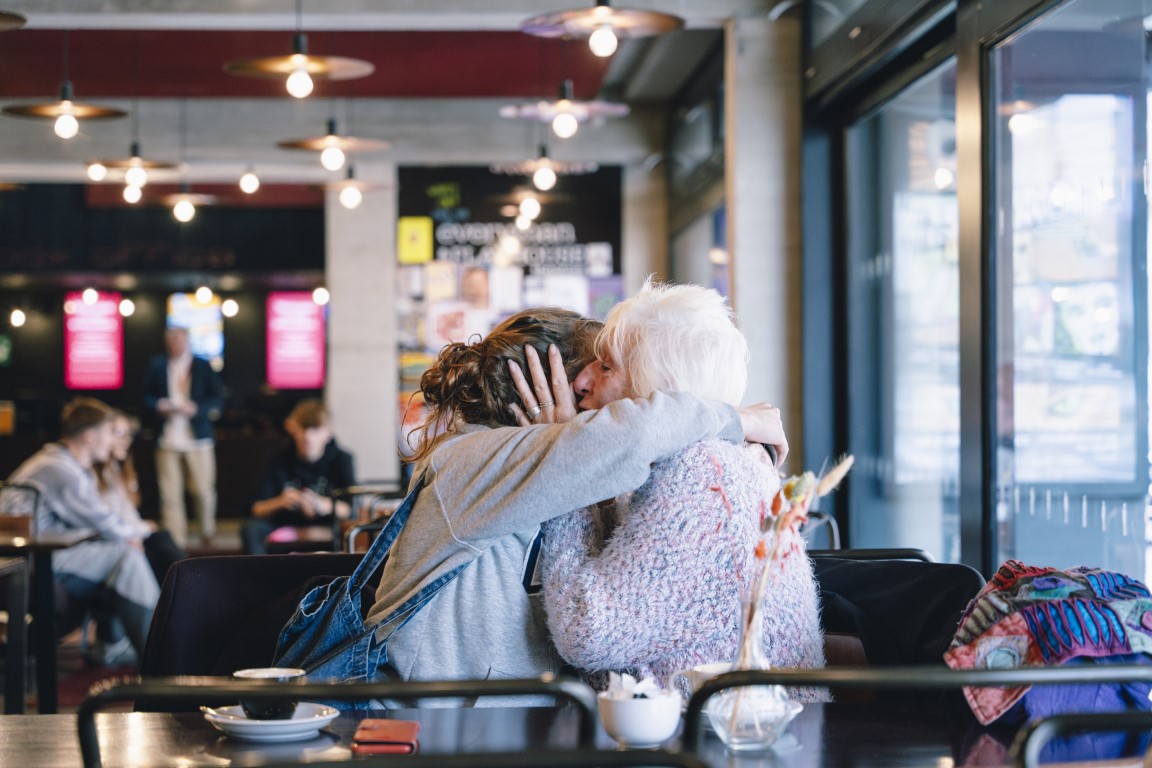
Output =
[
  {"x1": 622, "y1": 164, "x2": 669, "y2": 292},
  {"x1": 325, "y1": 160, "x2": 399, "y2": 483},
  {"x1": 725, "y1": 12, "x2": 804, "y2": 466}
]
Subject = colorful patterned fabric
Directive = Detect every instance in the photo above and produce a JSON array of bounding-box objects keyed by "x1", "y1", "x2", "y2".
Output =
[{"x1": 944, "y1": 559, "x2": 1152, "y2": 724}]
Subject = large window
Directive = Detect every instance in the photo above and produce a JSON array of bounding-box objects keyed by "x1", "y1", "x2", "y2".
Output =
[
  {"x1": 809, "y1": 0, "x2": 1152, "y2": 575},
  {"x1": 844, "y1": 62, "x2": 960, "y2": 561},
  {"x1": 990, "y1": 0, "x2": 1149, "y2": 576}
]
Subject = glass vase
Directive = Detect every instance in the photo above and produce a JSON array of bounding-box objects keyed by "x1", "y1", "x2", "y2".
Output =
[{"x1": 707, "y1": 596, "x2": 802, "y2": 751}]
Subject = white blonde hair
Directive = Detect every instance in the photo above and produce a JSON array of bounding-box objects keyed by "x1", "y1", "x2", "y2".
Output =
[{"x1": 596, "y1": 278, "x2": 748, "y2": 406}]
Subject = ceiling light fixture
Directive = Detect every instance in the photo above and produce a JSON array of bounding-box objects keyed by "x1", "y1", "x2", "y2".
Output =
[
  {"x1": 239, "y1": 167, "x2": 261, "y2": 194},
  {"x1": 521, "y1": 0, "x2": 684, "y2": 58},
  {"x1": 500, "y1": 79, "x2": 628, "y2": 140},
  {"x1": 2, "y1": 32, "x2": 127, "y2": 138},
  {"x1": 0, "y1": 10, "x2": 26, "y2": 31},
  {"x1": 335, "y1": 166, "x2": 365, "y2": 209},
  {"x1": 223, "y1": 0, "x2": 374, "y2": 98},
  {"x1": 490, "y1": 144, "x2": 599, "y2": 192},
  {"x1": 278, "y1": 118, "x2": 389, "y2": 171}
]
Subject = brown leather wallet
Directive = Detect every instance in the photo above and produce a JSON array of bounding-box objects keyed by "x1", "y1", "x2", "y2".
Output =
[{"x1": 351, "y1": 718, "x2": 421, "y2": 756}]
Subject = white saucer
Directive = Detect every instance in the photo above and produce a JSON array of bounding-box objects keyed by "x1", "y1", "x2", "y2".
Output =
[{"x1": 203, "y1": 702, "x2": 340, "y2": 742}]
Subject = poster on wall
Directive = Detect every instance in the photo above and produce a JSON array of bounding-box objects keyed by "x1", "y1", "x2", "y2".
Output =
[
  {"x1": 64, "y1": 290, "x2": 123, "y2": 390},
  {"x1": 167, "y1": 292, "x2": 225, "y2": 371},
  {"x1": 395, "y1": 165, "x2": 624, "y2": 448},
  {"x1": 266, "y1": 291, "x2": 326, "y2": 389}
]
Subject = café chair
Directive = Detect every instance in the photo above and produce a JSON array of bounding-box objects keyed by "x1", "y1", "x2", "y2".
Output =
[
  {"x1": 140, "y1": 553, "x2": 365, "y2": 684},
  {"x1": 1009, "y1": 709, "x2": 1152, "y2": 768},
  {"x1": 80, "y1": 675, "x2": 604, "y2": 768},
  {"x1": 680, "y1": 664, "x2": 1152, "y2": 753}
]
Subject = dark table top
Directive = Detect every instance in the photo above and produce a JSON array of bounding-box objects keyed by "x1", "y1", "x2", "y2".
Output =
[
  {"x1": 0, "y1": 528, "x2": 97, "y2": 554},
  {"x1": 2, "y1": 698, "x2": 1095, "y2": 768}
]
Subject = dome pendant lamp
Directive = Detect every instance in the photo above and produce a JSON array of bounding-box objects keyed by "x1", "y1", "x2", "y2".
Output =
[{"x1": 520, "y1": 0, "x2": 684, "y2": 58}]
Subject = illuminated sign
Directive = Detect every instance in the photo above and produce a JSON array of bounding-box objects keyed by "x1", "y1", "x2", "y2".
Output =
[
  {"x1": 267, "y1": 291, "x2": 326, "y2": 389},
  {"x1": 64, "y1": 291, "x2": 123, "y2": 390}
]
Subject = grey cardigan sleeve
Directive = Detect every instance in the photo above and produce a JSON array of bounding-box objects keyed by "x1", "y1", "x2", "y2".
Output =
[{"x1": 425, "y1": 391, "x2": 743, "y2": 544}]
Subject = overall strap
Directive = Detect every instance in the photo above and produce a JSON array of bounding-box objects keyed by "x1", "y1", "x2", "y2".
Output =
[{"x1": 346, "y1": 474, "x2": 426, "y2": 593}]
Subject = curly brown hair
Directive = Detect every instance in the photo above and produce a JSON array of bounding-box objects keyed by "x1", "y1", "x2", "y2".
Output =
[{"x1": 406, "y1": 307, "x2": 601, "y2": 464}]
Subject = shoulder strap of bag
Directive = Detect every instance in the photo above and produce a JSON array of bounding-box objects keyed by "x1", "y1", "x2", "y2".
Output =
[{"x1": 345, "y1": 473, "x2": 426, "y2": 593}]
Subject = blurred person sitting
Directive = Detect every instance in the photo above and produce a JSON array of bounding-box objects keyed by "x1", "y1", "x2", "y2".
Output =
[
  {"x1": 6, "y1": 398, "x2": 160, "y2": 663},
  {"x1": 94, "y1": 410, "x2": 187, "y2": 587},
  {"x1": 241, "y1": 400, "x2": 356, "y2": 555}
]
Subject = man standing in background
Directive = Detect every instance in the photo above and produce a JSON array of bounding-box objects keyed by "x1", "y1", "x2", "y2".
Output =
[{"x1": 143, "y1": 326, "x2": 224, "y2": 548}]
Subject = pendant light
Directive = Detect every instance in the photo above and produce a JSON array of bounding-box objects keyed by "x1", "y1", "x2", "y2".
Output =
[
  {"x1": 161, "y1": 100, "x2": 217, "y2": 223},
  {"x1": 500, "y1": 79, "x2": 628, "y2": 140},
  {"x1": 224, "y1": 0, "x2": 374, "y2": 98},
  {"x1": 0, "y1": 10, "x2": 26, "y2": 31},
  {"x1": 329, "y1": 165, "x2": 369, "y2": 210},
  {"x1": 278, "y1": 117, "x2": 388, "y2": 171},
  {"x1": 520, "y1": 1, "x2": 684, "y2": 58},
  {"x1": 2, "y1": 31, "x2": 127, "y2": 138},
  {"x1": 490, "y1": 144, "x2": 598, "y2": 192},
  {"x1": 239, "y1": 167, "x2": 261, "y2": 194}
]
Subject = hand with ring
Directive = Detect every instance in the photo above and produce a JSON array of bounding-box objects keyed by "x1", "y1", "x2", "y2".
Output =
[{"x1": 507, "y1": 344, "x2": 578, "y2": 426}]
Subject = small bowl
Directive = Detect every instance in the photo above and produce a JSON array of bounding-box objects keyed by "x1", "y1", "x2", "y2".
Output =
[
  {"x1": 598, "y1": 692, "x2": 682, "y2": 749},
  {"x1": 232, "y1": 667, "x2": 306, "y2": 720}
]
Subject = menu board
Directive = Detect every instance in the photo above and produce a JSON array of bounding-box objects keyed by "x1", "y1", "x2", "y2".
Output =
[
  {"x1": 64, "y1": 290, "x2": 123, "y2": 389},
  {"x1": 266, "y1": 291, "x2": 326, "y2": 389}
]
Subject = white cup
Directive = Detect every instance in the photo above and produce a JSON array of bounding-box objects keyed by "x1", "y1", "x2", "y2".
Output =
[
  {"x1": 672, "y1": 661, "x2": 732, "y2": 699},
  {"x1": 597, "y1": 691, "x2": 682, "y2": 749}
]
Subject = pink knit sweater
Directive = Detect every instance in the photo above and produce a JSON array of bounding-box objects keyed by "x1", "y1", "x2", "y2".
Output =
[{"x1": 541, "y1": 439, "x2": 827, "y2": 702}]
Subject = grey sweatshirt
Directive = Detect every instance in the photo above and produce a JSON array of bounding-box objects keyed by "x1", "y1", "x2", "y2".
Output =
[{"x1": 364, "y1": 392, "x2": 744, "y2": 700}]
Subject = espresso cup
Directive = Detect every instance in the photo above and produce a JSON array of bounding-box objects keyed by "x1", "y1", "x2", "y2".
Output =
[
  {"x1": 672, "y1": 661, "x2": 732, "y2": 699},
  {"x1": 232, "y1": 667, "x2": 306, "y2": 720}
]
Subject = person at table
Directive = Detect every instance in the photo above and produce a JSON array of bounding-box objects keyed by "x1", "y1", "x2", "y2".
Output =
[
  {"x1": 142, "y1": 326, "x2": 224, "y2": 548},
  {"x1": 94, "y1": 410, "x2": 187, "y2": 586},
  {"x1": 5, "y1": 398, "x2": 159, "y2": 659},
  {"x1": 534, "y1": 281, "x2": 826, "y2": 700},
  {"x1": 241, "y1": 399, "x2": 356, "y2": 555},
  {"x1": 360, "y1": 306, "x2": 786, "y2": 703}
]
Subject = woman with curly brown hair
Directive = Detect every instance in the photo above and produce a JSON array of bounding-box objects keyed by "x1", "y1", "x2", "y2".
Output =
[{"x1": 361, "y1": 306, "x2": 786, "y2": 702}]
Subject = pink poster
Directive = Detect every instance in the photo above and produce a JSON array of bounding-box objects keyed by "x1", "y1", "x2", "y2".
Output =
[
  {"x1": 266, "y1": 291, "x2": 326, "y2": 389},
  {"x1": 64, "y1": 291, "x2": 123, "y2": 390}
]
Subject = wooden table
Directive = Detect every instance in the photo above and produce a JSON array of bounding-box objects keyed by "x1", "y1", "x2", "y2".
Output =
[
  {"x1": 0, "y1": 529, "x2": 97, "y2": 714},
  {"x1": 9, "y1": 699, "x2": 1137, "y2": 768}
]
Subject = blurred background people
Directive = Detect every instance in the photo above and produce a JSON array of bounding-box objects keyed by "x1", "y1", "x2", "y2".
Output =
[
  {"x1": 94, "y1": 410, "x2": 187, "y2": 587},
  {"x1": 6, "y1": 398, "x2": 159, "y2": 663},
  {"x1": 241, "y1": 399, "x2": 355, "y2": 555},
  {"x1": 142, "y1": 326, "x2": 224, "y2": 548}
]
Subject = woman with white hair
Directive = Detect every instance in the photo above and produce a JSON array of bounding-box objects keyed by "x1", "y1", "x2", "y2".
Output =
[{"x1": 537, "y1": 280, "x2": 827, "y2": 700}]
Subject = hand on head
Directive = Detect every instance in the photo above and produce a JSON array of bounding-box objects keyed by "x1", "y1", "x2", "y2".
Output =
[{"x1": 507, "y1": 344, "x2": 578, "y2": 426}]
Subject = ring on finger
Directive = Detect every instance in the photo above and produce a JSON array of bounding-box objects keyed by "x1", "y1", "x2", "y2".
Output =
[
  {"x1": 538, "y1": 401, "x2": 555, "y2": 409},
  {"x1": 527, "y1": 405, "x2": 542, "y2": 420}
]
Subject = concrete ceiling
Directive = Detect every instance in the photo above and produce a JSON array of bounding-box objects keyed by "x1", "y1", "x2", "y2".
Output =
[{"x1": 0, "y1": 2, "x2": 765, "y2": 186}]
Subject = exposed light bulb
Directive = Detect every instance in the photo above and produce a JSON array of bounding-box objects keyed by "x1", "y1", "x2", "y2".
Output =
[
  {"x1": 312, "y1": 287, "x2": 330, "y2": 305},
  {"x1": 515, "y1": 215, "x2": 532, "y2": 231},
  {"x1": 519, "y1": 196, "x2": 541, "y2": 220},
  {"x1": 286, "y1": 58, "x2": 314, "y2": 98},
  {"x1": 87, "y1": 162, "x2": 107, "y2": 182},
  {"x1": 125, "y1": 165, "x2": 147, "y2": 188},
  {"x1": 221, "y1": 298, "x2": 239, "y2": 317},
  {"x1": 339, "y1": 184, "x2": 363, "y2": 209},
  {"x1": 552, "y1": 112, "x2": 579, "y2": 139},
  {"x1": 532, "y1": 165, "x2": 557, "y2": 191},
  {"x1": 195, "y1": 286, "x2": 213, "y2": 303},
  {"x1": 82, "y1": 288, "x2": 98, "y2": 305},
  {"x1": 173, "y1": 198, "x2": 196, "y2": 223},
  {"x1": 588, "y1": 26, "x2": 618, "y2": 57},
  {"x1": 122, "y1": 184, "x2": 142, "y2": 204},
  {"x1": 321, "y1": 146, "x2": 346, "y2": 171},
  {"x1": 118, "y1": 298, "x2": 135, "y2": 317},
  {"x1": 54, "y1": 105, "x2": 79, "y2": 139},
  {"x1": 239, "y1": 170, "x2": 260, "y2": 194},
  {"x1": 9, "y1": 308, "x2": 26, "y2": 328}
]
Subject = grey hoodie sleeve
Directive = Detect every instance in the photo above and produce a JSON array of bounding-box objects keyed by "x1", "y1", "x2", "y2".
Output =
[{"x1": 425, "y1": 391, "x2": 742, "y2": 544}]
